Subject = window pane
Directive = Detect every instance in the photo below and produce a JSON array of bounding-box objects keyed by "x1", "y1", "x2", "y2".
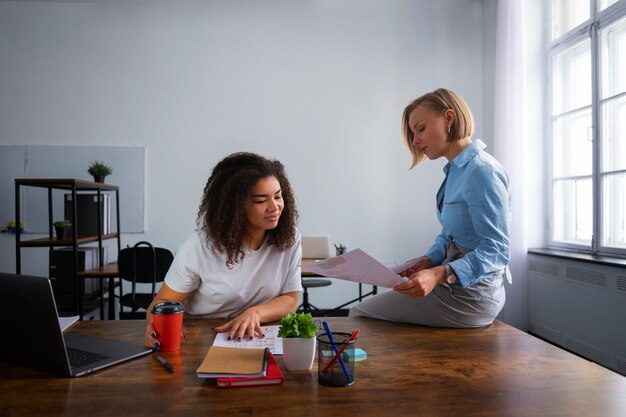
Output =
[
  {"x1": 553, "y1": 40, "x2": 591, "y2": 114},
  {"x1": 601, "y1": 16, "x2": 626, "y2": 98},
  {"x1": 553, "y1": 0, "x2": 590, "y2": 39},
  {"x1": 602, "y1": 173, "x2": 626, "y2": 248},
  {"x1": 553, "y1": 178, "x2": 593, "y2": 245},
  {"x1": 602, "y1": 95, "x2": 626, "y2": 171},
  {"x1": 553, "y1": 109, "x2": 593, "y2": 177},
  {"x1": 599, "y1": 0, "x2": 619, "y2": 11}
]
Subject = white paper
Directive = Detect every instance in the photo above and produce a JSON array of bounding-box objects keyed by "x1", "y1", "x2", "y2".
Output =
[
  {"x1": 59, "y1": 315, "x2": 79, "y2": 332},
  {"x1": 300, "y1": 248, "x2": 406, "y2": 288},
  {"x1": 212, "y1": 325, "x2": 283, "y2": 355}
]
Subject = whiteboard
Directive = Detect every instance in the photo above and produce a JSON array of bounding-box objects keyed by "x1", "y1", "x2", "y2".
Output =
[{"x1": 1, "y1": 145, "x2": 145, "y2": 233}]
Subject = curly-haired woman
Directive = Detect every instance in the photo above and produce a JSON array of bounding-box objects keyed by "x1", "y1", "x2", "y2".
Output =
[{"x1": 145, "y1": 152, "x2": 302, "y2": 349}]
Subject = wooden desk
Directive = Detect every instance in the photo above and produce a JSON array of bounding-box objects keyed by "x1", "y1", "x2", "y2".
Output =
[{"x1": 1, "y1": 318, "x2": 625, "y2": 417}]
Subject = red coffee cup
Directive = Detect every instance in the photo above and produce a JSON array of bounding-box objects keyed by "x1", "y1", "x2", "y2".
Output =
[{"x1": 152, "y1": 301, "x2": 185, "y2": 352}]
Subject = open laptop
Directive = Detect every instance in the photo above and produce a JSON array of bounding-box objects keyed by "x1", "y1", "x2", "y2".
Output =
[{"x1": 0, "y1": 272, "x2": 152, "y2": 377}]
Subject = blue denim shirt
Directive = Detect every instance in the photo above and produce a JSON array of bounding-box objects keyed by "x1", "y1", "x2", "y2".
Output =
[{"x1": 425, "y1": 139, "x2": 511, "y2": 288}]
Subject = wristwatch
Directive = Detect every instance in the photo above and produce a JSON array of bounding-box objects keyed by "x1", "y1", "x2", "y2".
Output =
[{"x1": 444, "y1": 264, "x2": 457, "y2": 285}]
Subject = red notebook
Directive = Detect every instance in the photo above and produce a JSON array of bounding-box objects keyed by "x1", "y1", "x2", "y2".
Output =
[{"x1": 217, "y1": 352, "x2": 284, "y2": 388}]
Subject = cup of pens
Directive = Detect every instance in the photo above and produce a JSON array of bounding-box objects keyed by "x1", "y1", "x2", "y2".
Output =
[{"x1": 316, "y1": 331, "x2": 357, "y2": 387}]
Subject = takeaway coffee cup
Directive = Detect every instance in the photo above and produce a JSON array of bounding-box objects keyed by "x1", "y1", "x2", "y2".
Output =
[{"x1": 151, "y1": 301, "x2": 184, "y2": 352}]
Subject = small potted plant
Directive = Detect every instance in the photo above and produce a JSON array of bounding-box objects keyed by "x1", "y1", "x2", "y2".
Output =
[
  {"x1": 87, "y1": 161, "x2": 113, "y2": 183},
  {"x1": 278, "y1": 312, "x2": 318, "y2": 371},
  {"x1": 53, "y1": 220, "x2": 72, "y2": 240}
]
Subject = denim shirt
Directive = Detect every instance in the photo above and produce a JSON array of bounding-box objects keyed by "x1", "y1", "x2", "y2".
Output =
[{"x1": 425, "y1": 139, "x2": 511, "y2": 288}]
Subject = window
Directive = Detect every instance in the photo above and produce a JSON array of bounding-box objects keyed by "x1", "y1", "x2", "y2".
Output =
[{"x1": 549, "y1": 0, "x2": 626, "y2": 255}]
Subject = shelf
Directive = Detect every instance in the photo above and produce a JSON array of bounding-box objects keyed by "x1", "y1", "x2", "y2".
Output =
[
  {"x1": 18, "y1": 233, "x2": 119, "y2": 247},
  {"x1": 78, "y1": 262, "x2": 119, "y2": 277},
  {"x1": 14, "y1": 178, "x2": 119, "y2": 191},
  {"x1": 15, "y1": 178, "x2": 122, "y2": 320}
]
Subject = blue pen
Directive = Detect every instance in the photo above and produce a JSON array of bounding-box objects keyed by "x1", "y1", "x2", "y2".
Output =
[{"x1": 322, "y1": 321, "x2": 352, "y2": 383}]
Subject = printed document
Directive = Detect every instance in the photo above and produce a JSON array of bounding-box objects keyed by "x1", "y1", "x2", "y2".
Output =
[
  {"x1": 300, "y1": 248, "x2": 413, "y2": 288},
  {"x1": 213, "y1": 325, "x2": 283, "y2": 355}
]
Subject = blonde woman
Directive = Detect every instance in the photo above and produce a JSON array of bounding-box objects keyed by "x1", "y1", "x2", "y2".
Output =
[{"x1": 350, "y1": 88, "x2": 511, "y2": 328}]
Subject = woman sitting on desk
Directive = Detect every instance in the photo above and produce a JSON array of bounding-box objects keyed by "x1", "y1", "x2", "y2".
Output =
[
  {"x1": 145, "y1": 152, "x2": 302, "y2": 349},
  {"x1": 350, "y1": 88, "x2": 511, "y2": 328}
]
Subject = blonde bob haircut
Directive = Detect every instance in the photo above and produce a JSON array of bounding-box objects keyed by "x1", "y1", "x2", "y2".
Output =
[{"x1": 401, "y1": 88, "x2": 475, "y2": 169}]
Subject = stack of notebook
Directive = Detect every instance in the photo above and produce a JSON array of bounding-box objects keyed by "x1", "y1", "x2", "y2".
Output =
[{"x1": 196, "y1": 346, "x2": 284, "y2": 388}]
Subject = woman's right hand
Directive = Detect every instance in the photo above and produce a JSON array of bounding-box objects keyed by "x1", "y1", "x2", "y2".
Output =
[
  {"x1": 144, "y1": 283, "x2": 189, "y2": 350},
  {"x1": 145, "y1": 322, "x2": 160, "y2": 350},
  {"x1": 398, "y1": 256, "x2": 433, "y2": 277}
]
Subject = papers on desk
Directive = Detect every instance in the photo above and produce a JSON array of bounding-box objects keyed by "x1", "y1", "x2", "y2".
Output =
[
  {"x1": 59, "y1": 315, "x2": 79, "y2": 332},
  {"x1": 300, "y1": 248, "x2": 409, "y2": 288},
  {"x1": 213, "y1": 325, "x2": 283, "y2": 355}
]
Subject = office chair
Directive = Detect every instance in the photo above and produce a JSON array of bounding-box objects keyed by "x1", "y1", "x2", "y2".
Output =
[
  {"x1": 298, "y1": 236, "x2": 332, "y2": 315},
  {"x1": 118, "y1": 241, "x2": 174, "y2": 320}
]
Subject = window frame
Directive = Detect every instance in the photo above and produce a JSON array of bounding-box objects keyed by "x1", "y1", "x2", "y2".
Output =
[{"x1": 547, "y1": 0, "x2": 626, "y2": 257}]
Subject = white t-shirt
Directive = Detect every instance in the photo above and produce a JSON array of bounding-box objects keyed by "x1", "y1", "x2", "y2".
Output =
[{"x1": 164, "y1": 228, "x2": 303, "y2": 318}]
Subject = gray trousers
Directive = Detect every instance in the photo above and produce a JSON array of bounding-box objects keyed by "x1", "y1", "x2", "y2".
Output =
[{"x1": 349, "y1": 244, "x2": 508, "y2": 328}]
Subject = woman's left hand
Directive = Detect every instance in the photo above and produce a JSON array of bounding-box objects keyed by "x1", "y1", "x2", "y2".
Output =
[
  {"x1": 393, "y1": 266, "x2": 446, "y2": 298},
  {"x1": 213, "y1": 307, "x2": 265, "y2": 341}
]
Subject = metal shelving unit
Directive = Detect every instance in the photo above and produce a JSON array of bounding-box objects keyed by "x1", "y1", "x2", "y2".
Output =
[{"x1": 15, "y1": 178, "x2": 121, "y2": 320}]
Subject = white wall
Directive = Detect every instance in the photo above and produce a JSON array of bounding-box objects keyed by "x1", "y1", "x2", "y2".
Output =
[{"x1": 0, "y1": 1, "x2": 499, "y2": 315}]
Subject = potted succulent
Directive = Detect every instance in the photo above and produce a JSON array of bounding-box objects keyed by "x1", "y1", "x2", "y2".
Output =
[
  {"x1": 87, "y1": 161, "x2": 113, "y2": 183},
  {"x1": 53, "y1": 220, "x2": 72, "y2": 240},
  {"x1": 278, "y1": 312, "x2": 318, "y2": 371}
]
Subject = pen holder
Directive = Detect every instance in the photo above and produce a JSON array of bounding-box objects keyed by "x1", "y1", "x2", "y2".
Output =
[{"x1": 316, "y1": 332, "x2": 356, "y2": 387}]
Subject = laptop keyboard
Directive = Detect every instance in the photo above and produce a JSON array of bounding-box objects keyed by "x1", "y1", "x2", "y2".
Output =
[{"x1": 67, "y1": 347, "x2": 110, "y2": 368}]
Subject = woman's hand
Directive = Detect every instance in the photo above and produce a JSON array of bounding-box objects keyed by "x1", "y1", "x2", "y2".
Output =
[
  {"x1": 213, "y1": 306, "x2": 264, "y2": 341},
  {"x1": 144, "y1": 283, "x2": 189, "y2": 350},
  {"x1": 145, "y1": 322, "x2": 159, "y2": 350},
  {"x1": 212, "y1": 291, "x2": 299, "y2": 341},
  {"x1": 398, "y1": 256, "x2": 433, "y2": 277},
  {"x1": 393, "y1": 266, "x2": 446, "y2": 298}
]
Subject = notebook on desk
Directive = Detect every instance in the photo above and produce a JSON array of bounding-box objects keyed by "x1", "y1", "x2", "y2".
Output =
[{"x1": 0, "y1": 273, "x2": 152, "y2": 377}]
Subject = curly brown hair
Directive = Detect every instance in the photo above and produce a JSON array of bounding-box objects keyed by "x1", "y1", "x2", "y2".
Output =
[{"x1": 197, "y1": 152, "x2": 299, "y2": 268}]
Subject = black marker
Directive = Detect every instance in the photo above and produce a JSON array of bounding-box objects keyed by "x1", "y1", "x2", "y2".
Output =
[{"x1": 156, "y1": 355, "x2": 174, "y2": 373}]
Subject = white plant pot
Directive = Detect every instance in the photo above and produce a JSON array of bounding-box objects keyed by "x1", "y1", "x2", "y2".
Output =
[{"x1": 282, "y1": 337, "x2": 316, "y2": 371}]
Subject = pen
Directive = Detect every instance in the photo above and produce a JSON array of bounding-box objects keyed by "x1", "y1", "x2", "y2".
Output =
[
  {"x1": 322, "y1": 322, "x2": 352, "y2": 383},
  {"x1": 322, "y1": 329, "x2": 360, "y2": 374},
  {"x1": 156, "y1": 355, "x2": 174, "y2": 373}
]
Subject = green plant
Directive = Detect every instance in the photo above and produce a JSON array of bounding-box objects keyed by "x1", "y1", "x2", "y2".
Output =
[
  {"x1": 87, "y1": 161, "x2": 113, "y2": 177},
  {"x1": 277, "y1": 312, "x2": 318, "y2": 338},
  {"x1": 53, "y1": 220, "x2": 72, "y2": 229}
]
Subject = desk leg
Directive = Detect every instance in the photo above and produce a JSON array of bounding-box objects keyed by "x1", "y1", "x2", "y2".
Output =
[
  {"x1": 99, "y1": 279, "x2": 105, "y2": 320},
  {"x1": 108, "y1": 277, "x2": 115, "y2": 320}
]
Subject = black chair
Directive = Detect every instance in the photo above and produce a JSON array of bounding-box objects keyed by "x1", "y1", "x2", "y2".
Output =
[
  {"x1": 299, "y1": 278, "x2": 332, "y2": 315},
  {"x1": 118, "y1": 241, "x2": 174, "y2": 320}
]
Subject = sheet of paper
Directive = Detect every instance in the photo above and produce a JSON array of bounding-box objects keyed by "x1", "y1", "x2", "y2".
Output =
[
  {"x1": 388, "y1": 258, "x2": 422, "y2": 274},
  {"x1": 300, "y1": 248, "x2": 406, "y2": 288},
  {"x1": 212, "y1": 325, "x2": 283, "y2": 355},
  {"x1": 59, "y1": 315, "x2": 79, "y2": 332}
]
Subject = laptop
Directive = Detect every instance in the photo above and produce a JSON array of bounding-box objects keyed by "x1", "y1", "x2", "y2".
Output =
[{"x1": 0, "y1": 273, "x2": 152, "y2": 377}]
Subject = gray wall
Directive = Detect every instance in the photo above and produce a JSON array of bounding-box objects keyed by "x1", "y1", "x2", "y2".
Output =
[{"x1": 0, "y1": 1, "x2": 500, "y2": 317}]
